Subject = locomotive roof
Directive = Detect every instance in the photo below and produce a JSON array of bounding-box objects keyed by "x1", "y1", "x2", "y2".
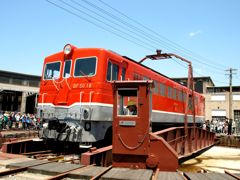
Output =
[
  {"x1": 122, "y1": 55, "x2": 169, "y2": 80},
  {"x1": 121, "y1": 55, "x2": 202, "y2": 97},
  {"x1": 45, "y1": 47, "x2": 202, "y2": 96}
]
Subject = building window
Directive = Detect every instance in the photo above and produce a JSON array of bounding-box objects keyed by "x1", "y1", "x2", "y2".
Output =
[
  {"x1": 211, "y1": 95, "x2": 225, "y2": 101},
  {"x1": 234, "y1": 110, "x2": 240, "y2": 121},
  {"x1": 211, "y1": 109, "x2": 226, "y2": 117},
  {"x1": 0, "y1": 76, "x2": 9, "y2": 83},
  {"x1": 22, "y1": 80, "x2": 29, "y2": 86},
  {"x1": 12, "y1": 78, "x2": 23, "y2": 85},
  {"x1": 233, "y1": 95, "x2": 240, "y2": 101}
]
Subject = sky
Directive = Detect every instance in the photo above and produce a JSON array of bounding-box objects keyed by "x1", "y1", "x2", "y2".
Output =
[{"x1": 1, "y1": 0, "x2": 240, "y2": 86}]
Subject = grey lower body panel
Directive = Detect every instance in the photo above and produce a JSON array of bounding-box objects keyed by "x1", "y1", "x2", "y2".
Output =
[{"x1": 38, "y1": 104, "x2": 204, "y2": 143}]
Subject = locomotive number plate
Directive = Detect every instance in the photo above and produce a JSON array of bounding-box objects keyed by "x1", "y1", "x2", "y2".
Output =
[{"x1": 119, "y1": 121, "x2": 136, "y2": 126}]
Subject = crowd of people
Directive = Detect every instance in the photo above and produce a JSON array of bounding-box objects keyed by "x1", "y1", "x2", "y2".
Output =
[
  {"x1": 203, "y1": 118, "x2": 237, "y2": 135},
  {"x1": 0, "y1": 109, "x2": 238, "y2": 135},
  {"x1": 0, "y1": 111, "x2": 41, "y2": 130}
]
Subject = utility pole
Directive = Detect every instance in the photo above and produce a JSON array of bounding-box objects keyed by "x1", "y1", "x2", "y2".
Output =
[{"x1": 225, "y1": 68, "x2": 237, "y2": 120}]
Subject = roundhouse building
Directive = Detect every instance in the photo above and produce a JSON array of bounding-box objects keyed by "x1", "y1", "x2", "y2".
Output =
[{"x1": 0, "y1": 70, "x2": 40, "y2": 114}]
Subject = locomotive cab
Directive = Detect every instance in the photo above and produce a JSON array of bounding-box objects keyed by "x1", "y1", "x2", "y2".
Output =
[{"x1": 38, "y1": 44, "x2": 112, "y2": 148}]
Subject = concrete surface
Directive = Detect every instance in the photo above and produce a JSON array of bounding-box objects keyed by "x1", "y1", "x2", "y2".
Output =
[
  {"x1": 27, "y1": 162, "x2": 83, "y2": 175},
  {"x1": 101, "y1": 168, "x2": 153, "y2": 180},
  {"x1": 6, "y1": 159, "x2": 48, "y2": 169},
  {"x1": 179, "y1": 146, "x2": 240, "y2": 173},
  {"x1": 68, "y1": 166, "x2": 109, "y2": 179},
  {"x1": 184, "y1": 172, "x2": 236, "y2": 180},
  {"x1": 157, "y1": 172, "x2": 184, "y2": 180}
]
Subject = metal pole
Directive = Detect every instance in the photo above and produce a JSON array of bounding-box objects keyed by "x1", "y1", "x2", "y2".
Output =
[
  {"x1": 229, "y1": 68, "x2": 233, "y2": 120},
  {"x1": 225, "y1": 68, "x2": 237, "y2": 120},
  {"x1": 138, "y1": 50, "x2": 196, "y2": 139}
]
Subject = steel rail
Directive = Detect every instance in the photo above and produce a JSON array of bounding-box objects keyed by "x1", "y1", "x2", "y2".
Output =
[
  {"x1": 90, "y1": 165, "x2": 112, "y2": 180},
  {"x1": 46, "y1": 164, "x2": 96, "y2": 180},
  {"x1": 21, "y1": 150, "x2": 53, "y2": 155},
  {"x1": 0, "y1": 159, "x2": 58, "y2": 177},
  {"x1": 225, "y1": 170, "x2": 240, "y2": 180},
  {"x1": 0, "y1": 157, "x2": 83, "y2": 177}
]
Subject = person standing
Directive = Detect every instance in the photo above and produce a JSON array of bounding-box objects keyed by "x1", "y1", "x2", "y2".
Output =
[
  {"x1": 0, "y1": 112, "x2": 3, "y2": 130},
  {"x1": 21, "y1": 114, "x2": 26, "y2": 130},
  {"x1": 15, "y1": 112, "x2": 21, "y2": 129},
  {"x1": 228, "y1": 119, "x2": 232, "y2": 135},
  {"x1": 232, "y1": 120, "x2": 236, "y2": 134},
  {"x1": 3, "y1": 112, "x2": 9, "y2": 129}
]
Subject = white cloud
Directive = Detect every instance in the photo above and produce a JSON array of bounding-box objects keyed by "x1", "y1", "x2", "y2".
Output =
[{"x1": 189, "y1": 30, "x2": 202, "y2": 37}]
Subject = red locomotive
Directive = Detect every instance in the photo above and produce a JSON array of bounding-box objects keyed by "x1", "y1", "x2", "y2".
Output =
[{"x1": 37, "y1": 44, "x2": 204, "y2": 147}]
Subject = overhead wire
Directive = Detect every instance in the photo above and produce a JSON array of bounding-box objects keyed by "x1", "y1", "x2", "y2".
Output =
[
  {"x1": 69, "y1": 0, "x2": 165, "y2": 49},
  {"x1": 79, "y1": 0, "x2": 227, "y2": 74},
  {"x1": 46, "y1": 0, "x2": 230, "y2": 85},
  {"x1": 58, "y1": 0, "x2": 158, "y2": 50},
  {"x1": 172, "y1": 59, "x2": 228, "y2": 85},
  {"x1": 46, "y1": 0, "x2": 153, "y2": 51},
  {"x1": 79, "y1": 0, "x2": 182, "y2": 52},
  {"x1": 97, "y1": 0, "x2": 228, "y2": 70}
]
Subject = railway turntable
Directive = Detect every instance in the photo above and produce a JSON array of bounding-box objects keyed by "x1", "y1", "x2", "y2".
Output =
[
  {"x1": 80, "y1": 80, "x2": 216, "y2": 173},
  {"x1": 0, "y1": 81, "x2": 227, "y2": 179}
]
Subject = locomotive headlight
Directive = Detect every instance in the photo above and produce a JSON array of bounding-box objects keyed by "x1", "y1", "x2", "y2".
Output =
[
  {"x1": 83, "y1": 109, "x2": 89, "y2": 119},
  {"x1": 63, "y1": 44, "x2": 72, "y2": 55}
]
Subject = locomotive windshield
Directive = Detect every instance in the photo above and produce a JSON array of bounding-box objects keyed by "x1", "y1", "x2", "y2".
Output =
[
  {"x1": 74, "y1": 57, "x2": 97, "y2": 77},
  {"x1": 63, "y1": 60, "x2": 71, "y2": 78},
  {"x1": 44, "y1": 62, "x2": 61, "y2": 80}
]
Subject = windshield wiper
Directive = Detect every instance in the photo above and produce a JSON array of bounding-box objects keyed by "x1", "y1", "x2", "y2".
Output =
[{"x1": 79, "y1": 70, "x2": 91, "y2": 82}]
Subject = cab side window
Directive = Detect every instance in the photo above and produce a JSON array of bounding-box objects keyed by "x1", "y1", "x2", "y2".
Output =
[
  {"x1": 107, "y1": 61, "x2": 119, "y2": 81},
  {"x1": 122, "y1": 67, "x2": 126, "y2": 80}
]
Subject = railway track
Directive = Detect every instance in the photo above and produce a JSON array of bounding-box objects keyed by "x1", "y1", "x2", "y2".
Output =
[
  {"x1": 0, "y1": 158, "x2": 239, "y2": 180},
  {"x1": 0, "y1": 158, "x2": 111, "y2": 180}
]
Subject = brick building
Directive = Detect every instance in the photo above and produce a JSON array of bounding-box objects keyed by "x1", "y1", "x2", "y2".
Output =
[
  {"x1": 172, "y1": 76, "x2": 240, "y2": 133},
  {"x1": 205, "y1": 86, "x2": 240, "y2": 122}
]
